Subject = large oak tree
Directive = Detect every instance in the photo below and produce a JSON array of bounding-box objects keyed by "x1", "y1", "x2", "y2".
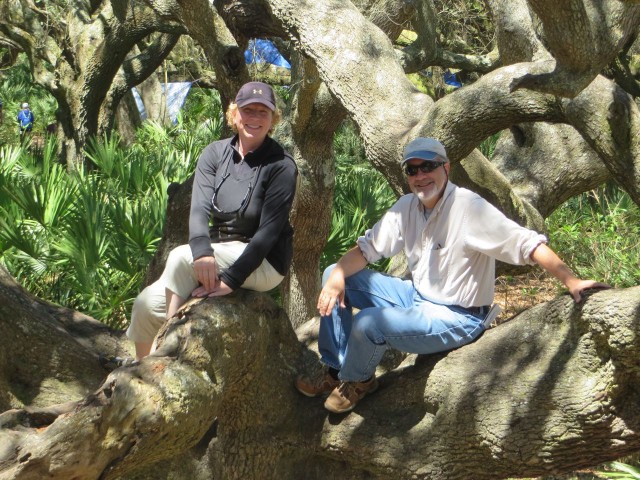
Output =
[{"x1": 1, "y1": 0, "x2": 640, "y2": 478}]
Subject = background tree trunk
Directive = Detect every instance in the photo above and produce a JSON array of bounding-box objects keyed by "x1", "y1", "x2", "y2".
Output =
[{"x1": 0, "y1": 0, "x2": 185, "y2": 168}]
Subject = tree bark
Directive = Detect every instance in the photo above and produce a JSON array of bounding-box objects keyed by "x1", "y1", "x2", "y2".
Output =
[
  {"x1": 491, "y1": 123, "x2": 611, "y2": 217},
  {"x1": 513, "y1": 0, "x2": 640, "y2": 97},
  {"x1": 1, "y1": 262, "x2": 639, "y2": 479},
  {"x1": 0, "y1": 266, "x2": 126, "y2": 413},
  {"x1": 277, "y1": 58, "x2": 346, "y2": 326}
]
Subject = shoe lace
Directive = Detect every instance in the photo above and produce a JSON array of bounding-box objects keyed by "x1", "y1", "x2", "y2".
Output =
[{"x1": 337, "y1": 381, "x2": 359, "y2": 402}]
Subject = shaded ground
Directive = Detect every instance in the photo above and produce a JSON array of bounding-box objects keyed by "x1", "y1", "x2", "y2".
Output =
[{"x1": 494, "y1": 271, "x2": 563, "y2": 325}]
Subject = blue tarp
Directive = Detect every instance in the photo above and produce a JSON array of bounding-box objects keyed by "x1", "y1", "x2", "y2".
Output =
[
  {"x1": 132, "y1": 82, "x2": 192, "y2": 125},
  {"x1": 245, "y1": 39, "x2": 291, "y2": 69},
  {"x1": 132, "y1": 40, "x2": 289, "y2": 123},
  {"x1": 443, "y1": 70, "x2": 462, "y2": 88}
]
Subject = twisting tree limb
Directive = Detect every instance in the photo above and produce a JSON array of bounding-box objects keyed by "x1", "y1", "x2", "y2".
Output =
[{"x1": 1, "y1": 279, "x2": 639, "y2": 479}]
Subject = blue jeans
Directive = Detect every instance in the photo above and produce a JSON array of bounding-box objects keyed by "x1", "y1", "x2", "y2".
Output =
[{"x1": 318, "y1": 265, "x2": 486, "y2": 382}]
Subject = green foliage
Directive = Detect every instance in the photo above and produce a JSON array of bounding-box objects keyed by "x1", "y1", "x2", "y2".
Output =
[
  {"x1": 479, "y1": 133, "x2": 499, "y2": 159},
  {"x1": 596, "y1": 461, "x2": 640, "y2": 479},
  {"x1": 546, "y1": 185, "x2": 640, "y2": 288},
  {"x1": 320, "y1": 122, "x2": 396, "y2": 271},
  {"x1": 0, "y1": 54, "x2": 57, "y2": 144},
  {"x1": 0, "y1": 90, "x2": 220, "y2": 326}
]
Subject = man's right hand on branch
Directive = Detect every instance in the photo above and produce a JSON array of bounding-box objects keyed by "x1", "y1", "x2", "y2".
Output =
[{"x1": 317, "y1": 274, "x2": 346, "y2": 317}]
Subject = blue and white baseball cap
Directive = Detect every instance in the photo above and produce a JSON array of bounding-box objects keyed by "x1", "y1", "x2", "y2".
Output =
[{"x1": 402, "y1": 137, "x2": 448, "y2": 164}]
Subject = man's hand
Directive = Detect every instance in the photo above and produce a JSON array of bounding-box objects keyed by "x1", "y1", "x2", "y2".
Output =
[
  {"x1": 317, "y1": 271, "x2": 346, "y2": 317},
  {"x1": 565, "y1": 278, "x2": 610, "y2": 303},
  {"x1": 193, "y1": 255, "x2": 219, "y2": 292},
  {"x1": 317, "y1": 246, "x2": 369, "y2": 316},
  {"x1": 531, "y1": 244, "x2": 610, "y2": 302}
]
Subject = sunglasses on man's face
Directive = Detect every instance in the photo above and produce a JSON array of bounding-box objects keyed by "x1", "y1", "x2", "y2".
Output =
[{"x1": 402, "y1": 161, "x2": 445, "y2": 176}]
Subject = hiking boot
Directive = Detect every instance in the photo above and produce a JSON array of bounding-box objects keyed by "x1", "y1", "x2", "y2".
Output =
[
  {"x1": 324, "y1": 377, "x2": 379, "y2": 413},
  {"x1": 99, "y1": 354, "x2": 138, "y2": 371},
  {"x1": 295, "y1": 369, "x2": 340, "y2": 397}
]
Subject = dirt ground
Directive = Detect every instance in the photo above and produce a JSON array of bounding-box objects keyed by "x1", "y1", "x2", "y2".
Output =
[{"x1": 492, "y1": 270, "x2": 565, "y2": 326}]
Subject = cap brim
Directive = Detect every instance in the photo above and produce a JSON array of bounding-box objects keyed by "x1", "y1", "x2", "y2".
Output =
[{"x1": 236, "y1": 98, "x2": 276, "y2": 110}]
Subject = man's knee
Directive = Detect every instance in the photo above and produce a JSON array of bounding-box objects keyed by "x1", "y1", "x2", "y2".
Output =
[
  {"x1": 351, "y1": 310, "x2": 381, "y2": 342},
  {"x1": 322, "y1": 264, "x2": 337, "y2": 285}
]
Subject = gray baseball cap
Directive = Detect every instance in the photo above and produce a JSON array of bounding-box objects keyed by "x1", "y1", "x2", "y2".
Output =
[{"x1": 402, "y1": 137, "x2": 448, "y2": 164}]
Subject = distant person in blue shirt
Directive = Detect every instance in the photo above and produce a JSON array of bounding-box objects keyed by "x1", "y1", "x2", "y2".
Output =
[{"x1": 17, "y1": 102, "x2": 35, "y2": 137}]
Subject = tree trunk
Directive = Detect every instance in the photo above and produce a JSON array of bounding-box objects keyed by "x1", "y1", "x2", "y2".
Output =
[
  {"x1": 115, "y1": 90, "x2": 144, "y2": 146},
  {"x1": 278, "y1": 59, "x2": 346, "y2": 326},
  {"x1": 136, "y1": 68, "x2": 171, "y2": 126},
  {"x1": 1, "y1": 262, "x2": 639, "y2": 479}
]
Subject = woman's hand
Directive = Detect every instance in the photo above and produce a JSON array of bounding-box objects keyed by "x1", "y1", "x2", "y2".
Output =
[
  {"x1": 191, "y1": 280, "x2": 233, "y2": 298},
  {"x1": 207, "y1": 281, "x2": 233, "y2": 297},
  {"x1": 193, "y1": 255, "x2": 219, "y2": 292}
]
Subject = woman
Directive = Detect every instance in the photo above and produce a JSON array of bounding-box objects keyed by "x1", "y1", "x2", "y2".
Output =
[{"x1": 124, "y1": 81, "x2": 297, "y2": 362}]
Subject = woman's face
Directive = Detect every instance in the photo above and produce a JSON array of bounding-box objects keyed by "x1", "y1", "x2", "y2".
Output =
[{"x1": 233, "y1": 103, "x2": 274, "y2": 143}]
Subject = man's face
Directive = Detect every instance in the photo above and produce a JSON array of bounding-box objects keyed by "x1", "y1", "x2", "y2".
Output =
[{"x1": 404, "y1": 158, "x2": 450, "y2": 209}]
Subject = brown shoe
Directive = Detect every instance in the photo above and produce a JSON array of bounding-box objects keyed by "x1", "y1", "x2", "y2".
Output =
[
  {"x1": 295, "y1": 369, "x2": 340, "y2": 397},
  {"x1": 324, "y1": 377, "x2": 379, "y2": 413}
]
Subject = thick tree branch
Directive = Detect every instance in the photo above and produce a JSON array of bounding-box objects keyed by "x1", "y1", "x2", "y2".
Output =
[
  {"x1": 1, "y1": 278, "x2": 639, "y2": 479},
  {"x1": 265, "y1": 0, "x2": 430, "y2": 193},
  {"x1": 121, "y1": 34, "x2": 182, "y2": 91},
  {"x1": 561, "y1": 75, "x2": 640, "y2": 204},
  {"x1": 510, "y1": 1, "x2": 640, "y2": 97},
  {"x1": 175, "y1": 0, "x2": 250, "y2": 107},
  {"x1": 491, "y1": 123, "x2": 612, "y2": 217},
  {"x1": 421, "y1": 62, "x2": 564, "y2": 162},
  {"x1": 485, "y1": 0, "x2": 548, "y2": 65}
]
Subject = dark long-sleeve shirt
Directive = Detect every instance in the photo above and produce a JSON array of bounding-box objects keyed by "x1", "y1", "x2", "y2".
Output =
[{"x1": 188, "y1": 135, "x2": 297, "y2": 290}]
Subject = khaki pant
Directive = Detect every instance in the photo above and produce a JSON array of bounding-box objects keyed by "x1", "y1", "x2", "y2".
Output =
[{"x1": 126, "y1": 242, "x2": 283, "y2": 343}]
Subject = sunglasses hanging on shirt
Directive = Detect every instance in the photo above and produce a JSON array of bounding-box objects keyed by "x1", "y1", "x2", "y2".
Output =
[{"x1": 211, "y1": 161, "x2": 262, "y2": 215}]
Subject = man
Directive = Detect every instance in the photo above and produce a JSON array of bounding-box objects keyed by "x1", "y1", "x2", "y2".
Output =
[
  {"x1": 295, "y1": 137, "x2": 608, "y2": 414},
  {"x1": 17, "y1": 102, "x2": 35, "y2": 138}
]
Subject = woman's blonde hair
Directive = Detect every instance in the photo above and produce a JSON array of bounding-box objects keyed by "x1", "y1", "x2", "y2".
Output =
[{"x1": 226, "y1": 102, "x2": 282, "y2": 134}]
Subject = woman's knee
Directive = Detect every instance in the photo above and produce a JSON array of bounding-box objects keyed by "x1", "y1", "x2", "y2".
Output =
[
  {"x1": 128, "y1": 284, "x2": 166, "y2": 342},
  {"x1": 164, "y1": 244, "x2": 193, "y2": 272}
]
